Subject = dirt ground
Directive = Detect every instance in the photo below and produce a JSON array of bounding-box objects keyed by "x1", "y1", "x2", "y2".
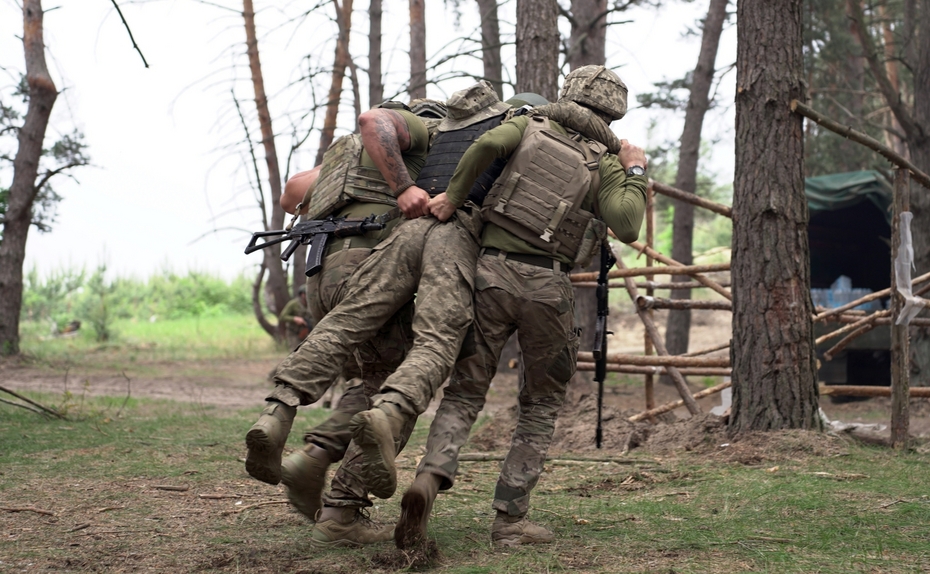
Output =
[
  {"x1": 2, "y1": 308, "x2": 928, "y2": 447},
  {"x1": 4, "y1": 311, "x2": 930, "y2": 573}
]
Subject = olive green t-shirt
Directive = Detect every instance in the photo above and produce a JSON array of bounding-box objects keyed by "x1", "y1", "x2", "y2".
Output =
[
  {"x1": 328, "y1": 110, "x2": 431, "y2": 252},
  {"x1": 445, "y1": 115, "x2": 648, "y2": 265}
]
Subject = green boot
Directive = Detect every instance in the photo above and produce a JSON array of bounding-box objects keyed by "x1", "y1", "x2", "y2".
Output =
[
  {"x1": 349, "y1": 403, "x2": 407, "y2": 499},
  {"x1": 395, "y1": 472, "x2": 441, "y2": 549},
  {"x1": 309, "y1": 506, "x2": 394, "y2": 547},
  {"x1": 490, "y1": 511, "x2": 555, "y2": 547},
  {"x1": 245, "y1": 401, "x2": 296, "y2": 485},
  {"x1": 280, "y1": 444, "x2": 330, "y2": 521}
]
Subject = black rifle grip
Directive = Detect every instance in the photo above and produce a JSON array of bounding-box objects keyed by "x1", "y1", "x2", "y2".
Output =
[{"x1": 304, "y1": 233, "x2": 330, "y2": 277}]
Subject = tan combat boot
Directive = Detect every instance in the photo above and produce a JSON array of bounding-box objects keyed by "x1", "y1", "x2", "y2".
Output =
[
  {"x1": 309, "y1": 506, "x2": 394, "y2": 547},
  {"x1": 245, "y1": 401, "x2": 296, "y2": 485},
  {"x1": 491, "y1": 511, "x2": 556, "y2": 547},
  {"x1": 348, "y1": 403, "x2": 407, "y2": 498},
  {"x1": 280, "y1": 444, "x2": 330, "y2": 521},
  {"x1": 395, "y1": 472, "x2": 441, "y2": 549}
]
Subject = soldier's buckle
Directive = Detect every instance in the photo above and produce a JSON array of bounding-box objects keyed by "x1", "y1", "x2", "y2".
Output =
[{"x1": 540, "y1": 229, "x2": 554, "y2": 242}]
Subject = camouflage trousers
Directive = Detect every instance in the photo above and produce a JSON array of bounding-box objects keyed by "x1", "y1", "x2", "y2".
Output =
[
  {"x1": 417, "y1": 252, "x2": 579, "y2": 516},
  {"x1": 271, "y1": 246, "x2": 415, "y2": 463},
  {"x1": 273, "y1": 210, "x2": 480, "y2": 507}
]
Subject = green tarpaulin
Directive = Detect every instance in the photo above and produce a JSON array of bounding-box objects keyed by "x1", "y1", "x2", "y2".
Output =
[{"x1": 805, "y1": 170, "x2": 893, "y2": 224}]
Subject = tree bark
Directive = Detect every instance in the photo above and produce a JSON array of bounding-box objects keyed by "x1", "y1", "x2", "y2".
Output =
[
  {"x1": 663, "y1": 0, "x2": 729, "y2": 374},
  {"x1": 515, "y1": 0, "x2": 559, "y2": 100},
  {"x1": 314, "y1": 0, "x2": 354, "y2": 166},
  {"x1": 476, "y1": 0, "x2": 503, "y2": 98},
  {"x1": 409, "y1": 0, "x2": 427, "y2": 99},
  {"x1": 0, "y1": 0, "x2": 58, "y2": 356},
  {"x1": 907, "y1": 2, "x2": 930, "y2": 387},
  {"x1": 243, "y1": 0, "x2": 289, "y2": 335},
  {"x1": 567, "y1": 0, "x2": 607, "y2": 70},
  {"x1": 729, "y1": 0, "x2": 820, "y2": 435},
  {"x1": 369, "y1": 0, "x2": 383, "y2": 107}
]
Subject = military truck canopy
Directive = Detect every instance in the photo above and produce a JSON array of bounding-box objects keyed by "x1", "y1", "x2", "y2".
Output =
[{"x1": 806, "y1": 170, "x2": 893, "y2": 225}]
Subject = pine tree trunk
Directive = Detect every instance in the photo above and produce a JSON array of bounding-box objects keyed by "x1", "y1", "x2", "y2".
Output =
[
  {"x1": 663, "y1": 0, "x2": 729, "y2": 370},
  {"x1": 409, "y1": 0, "x2": 426, "y2": 99},
  {"x1": 567, "y1": 0, "x2": 606, "y2": 70},
  {"x1": 243, "y1": 0, "x2": 289, "y2": 335},
  {"x1": 515, "y1": 0, "x2": 559, "y2": 100},
  {"x1": 0, "y1": 0, "x2": 58, "y2": 356},
  {"x1": 314, "y1": 0, "x2": 354, "y2": 166},
  {"x1": 907, "y1": 2, "x2": 930, "y2": 387},
  {"x1": 476, "y1": 0, "x2": 503, "y2": 98},
  {"x1": 729, "y1": 0, "x2": 820, "y2": 434},
  {"x1": 369, "y1": 0, "x2": 383, "y2": 107}
]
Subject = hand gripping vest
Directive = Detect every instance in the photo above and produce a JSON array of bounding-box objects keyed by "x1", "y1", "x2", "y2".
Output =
[
  {"x1": 305, "y1": 133, "x2": 397, "y2": 220},
  {"x1": 481, "y1": 115, "x2": 608, "y2": 268}
]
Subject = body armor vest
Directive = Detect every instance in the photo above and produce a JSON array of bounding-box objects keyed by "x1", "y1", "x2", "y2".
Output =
[
  {"x1": 416, "y1": 114, "x2": 506, "y2": 201},
  {"x1": 306, "y1": 134, "x2": 397, "y2": 220},
  {"x1": 482, "y1": 115, "x2": 608, "y2": 267}
]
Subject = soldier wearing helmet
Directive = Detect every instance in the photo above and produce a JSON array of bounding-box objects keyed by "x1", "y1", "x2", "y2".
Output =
[
  {"x1": 392, "y1": 67, "x2": 648, "y2": 549},
  {"x1": 245, "y1": 100, "x2": 437, "y2": 511}
]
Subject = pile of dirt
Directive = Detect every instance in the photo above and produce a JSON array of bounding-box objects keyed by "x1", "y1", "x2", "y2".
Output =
[
  {"x1": 467, "y1": 394, "x2": 716, "y2": 454},
  {"x1": 467, "y1": 393, "x2": 851, "y2": 464}
]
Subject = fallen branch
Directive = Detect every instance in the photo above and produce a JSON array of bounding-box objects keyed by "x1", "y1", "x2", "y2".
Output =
[
  {"x1": 221, "y1": 500, "x2": 289, "y2": 515},
  {"x1": 199, "y1": 494, "x2": 242, "y2": 500},
  {"x1": 1, "y1": 505, "x2": 56, "y2": 516},
  {"x1": 152, "y1": 485, "x2": 189, "y2": 492},
  {"x1": 457, "y1": 453, "x2": 653, "y2": 464},
  {"x1": 628, "y1": 381, "x2": 731, "y2": 423},
  {"x1": 0, "y1": 396, "x2": 44, "y2": 415},
  {"x1": 0, "y1": 385, "x2": 66, "y2": 419}
]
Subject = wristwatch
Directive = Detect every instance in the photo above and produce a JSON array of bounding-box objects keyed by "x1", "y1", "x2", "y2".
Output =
[{"x1": 626, "y1": 165, "x2": 646, "y2": 177}]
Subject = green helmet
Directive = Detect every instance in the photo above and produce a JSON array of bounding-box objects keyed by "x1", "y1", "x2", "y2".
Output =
[
  {"x1": 506, "y1": 92, "x2": 549, "y2": 108},
  {"x1": 559, "y1": 65, "x2": 628, "y2": 122},
  {"x1": 409, "y1": 98, "x2": 448, "y2": 119}
]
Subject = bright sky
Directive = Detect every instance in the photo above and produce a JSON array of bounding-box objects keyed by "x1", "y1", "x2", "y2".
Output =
[{"x1": 1, "y1": 0, "x2": 736, "y2": 280}]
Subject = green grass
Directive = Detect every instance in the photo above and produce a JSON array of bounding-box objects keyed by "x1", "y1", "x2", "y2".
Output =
[
  {"x1": 2, "y1": 391, "x2": 928, "y2": 573},
  {"x1": 18, "y1": 313, "x2": 279, "y2": 366}
]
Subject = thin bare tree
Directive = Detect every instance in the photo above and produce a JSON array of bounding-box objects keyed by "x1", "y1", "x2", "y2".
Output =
[
  {"x1": 476, "y1": 0, "x2": 503, "y2": 97},
  {"x1": 410, "y1": 0, "x2": 427, "y2": 98},
  {"x1": 314, "y1": 0, "x2": 354, "y2": 167},
  {"x1": 663, "y1": 0, "x2": 729, "y2": 372},
  {"x1": 369, "y1": 0, "x2": 384, "y2": 107},
  {"x1": 243, "y1": 0, "x2": 289, "y2": 338},
  {"x1": 1, "y1": 0, "x2": 87, "y2": 355}
]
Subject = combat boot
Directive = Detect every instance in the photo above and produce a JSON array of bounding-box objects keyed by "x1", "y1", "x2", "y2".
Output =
[
  {"x1": 245, "y1": 401, "x2": 296, "y2": 485},
  {"x1": 395, "y1": 472, "x2": 441, "y2": 549},
  {"x1": 309, "y1": 506, "x2": 394, "y2": 547},
  {"x1": 348, "y1": 403, "x2": 407, "y2": 498},
  {"x1": 280, "y1": 444, "x2": 330, "y2": 521},
  {"x1": 490, "y1": 511, "x2": 556, "y2": 547}
]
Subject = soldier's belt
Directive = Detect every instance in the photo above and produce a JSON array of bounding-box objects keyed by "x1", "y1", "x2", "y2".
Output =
[{"x1": 480, "y1": 248, "x2": 571, "y2": 273}]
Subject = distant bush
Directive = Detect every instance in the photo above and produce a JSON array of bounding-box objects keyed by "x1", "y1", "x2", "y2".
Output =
[{"x1": 21, "y1": 266, "x2": 254, "y2": 331}]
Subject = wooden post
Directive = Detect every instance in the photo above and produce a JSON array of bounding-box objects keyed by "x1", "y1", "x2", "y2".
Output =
[
  {"x1": 891, "y1": 168, "x2": 910, "y2": 450},
  {"x1": 644, "y1": 183, "x2": 656, "y2": 414}
]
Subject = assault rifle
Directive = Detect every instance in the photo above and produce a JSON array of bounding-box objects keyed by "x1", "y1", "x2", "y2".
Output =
[
  {"x1": 593, "y1": 242, "x2": 616, "y2": 449},
  {"x1": 244, "y1": 214, "x2": 386, "y2": 277}
]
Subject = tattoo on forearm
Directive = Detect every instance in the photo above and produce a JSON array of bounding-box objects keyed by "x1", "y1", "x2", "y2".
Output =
[{"x1": 372, "y1": 111, "x2": 414, "y2": 192}]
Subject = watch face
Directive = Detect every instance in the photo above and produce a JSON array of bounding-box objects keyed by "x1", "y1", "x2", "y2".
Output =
[{"x1": 628, "y1": 166, "x2": 646, "y2": 177}]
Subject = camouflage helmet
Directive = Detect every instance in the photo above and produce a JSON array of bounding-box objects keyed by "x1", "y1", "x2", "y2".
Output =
[
  {"x1": 559, "y1": 65, "x2": 628, "y2": 122},
  {"x1": 439, "y1": 80, "x2": 511, "y2": 132},
  {"x1": 297, "y1": 284, "x2": 307, "y2": 295},
  {"x1": 409, "y1": 98, "x2": 448, "y2": 119}
]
